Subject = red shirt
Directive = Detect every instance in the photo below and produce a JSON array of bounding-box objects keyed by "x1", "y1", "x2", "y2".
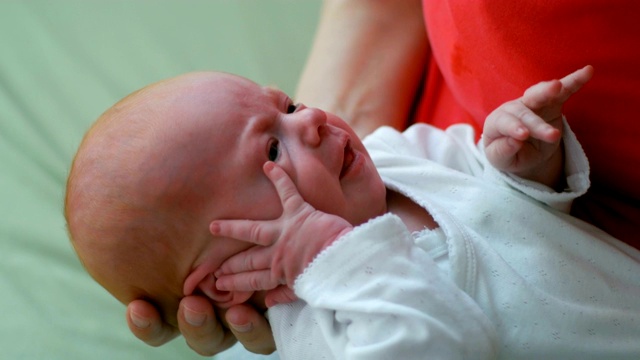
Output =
[{"x1": 415, "y1": 0, "x2": 640, "y2": 246}]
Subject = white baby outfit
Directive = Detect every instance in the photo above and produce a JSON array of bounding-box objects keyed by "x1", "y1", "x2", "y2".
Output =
[{"x1": 268, "y1": 122, "x2": 640, "y2": 359}]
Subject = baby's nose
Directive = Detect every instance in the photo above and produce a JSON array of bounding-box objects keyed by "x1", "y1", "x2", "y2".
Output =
[{"x1": 294, "y1": 107, "x2": 327, "y2": 146}]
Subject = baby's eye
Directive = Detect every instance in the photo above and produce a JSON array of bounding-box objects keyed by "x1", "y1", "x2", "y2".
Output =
[
  {"x1": 268, "y1": 139, "x2": 280, "y2": 161},
  {"x1": 286, "y1": 102, "x2": 298, "y2": 114}
]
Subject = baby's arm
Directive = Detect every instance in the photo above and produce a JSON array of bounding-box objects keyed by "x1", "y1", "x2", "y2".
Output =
[
  {"x1": 211, "y1": 162, "x2": 353, "y2": 307},
  {"x1": 483, "y1": 66, "x2": 593, "y2": 190},
  {"x1": 213, "y1": 165, "x2": 498, "y2": 358}
]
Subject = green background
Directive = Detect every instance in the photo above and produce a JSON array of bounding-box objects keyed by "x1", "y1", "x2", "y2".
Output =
[{"x1": 0, "y1": 1, "x2": 321, "y2": 358}]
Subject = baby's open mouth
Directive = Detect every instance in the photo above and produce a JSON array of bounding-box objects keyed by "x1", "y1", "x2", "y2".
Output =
[{"x1": 340, "y1": 140, "x2": 355, "y2": 179}]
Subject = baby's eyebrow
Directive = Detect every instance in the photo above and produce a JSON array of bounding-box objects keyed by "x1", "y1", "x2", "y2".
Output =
[{"x1": 263, "y1": 85, "x2": 290, "y2": 99}]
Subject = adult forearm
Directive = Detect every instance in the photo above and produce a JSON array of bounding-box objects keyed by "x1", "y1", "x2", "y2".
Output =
[{"x1": 295, "y1": 0, "x2": 428, "y2": 138}]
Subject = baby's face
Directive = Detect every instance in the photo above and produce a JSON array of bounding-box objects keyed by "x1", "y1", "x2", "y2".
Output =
[
  {"x1": 133, "y1": 72, "x2": 388, "y2": 308},
  {"x1": 167, "y1": 73, "x2": 388, "y2": 227},
  {"x1": 68, "y1": 72, "x2": 388, "y2": 322}
]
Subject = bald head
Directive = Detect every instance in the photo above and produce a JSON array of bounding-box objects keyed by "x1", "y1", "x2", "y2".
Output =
[{"x1": 65, "y1": 72, "x2": 244, "y2": 325}]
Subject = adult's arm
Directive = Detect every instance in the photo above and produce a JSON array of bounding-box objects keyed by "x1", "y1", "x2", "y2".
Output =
[{"x1": 295, "y1": 0, "x2": 428, "y2": 138}]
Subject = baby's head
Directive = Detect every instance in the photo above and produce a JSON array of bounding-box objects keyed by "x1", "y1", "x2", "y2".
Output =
[{"x1": 65, "y1": 72, "x2": 387, "y2": 325}]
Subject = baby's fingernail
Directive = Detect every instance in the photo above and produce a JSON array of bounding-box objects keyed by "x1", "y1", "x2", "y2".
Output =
[
  {"x1": 216, "y1": 279, "x2": 228, "y2": 291},
  {"x1": 130, "y1": 311, "x2": 150, "y2": 329},
  {"x1": 230, "y1": 321, "x2": 254, "y2": 333},
  {"x1": 184, "y1": 306, "x2": 206, "y2": 327},
  {"x1": 264, "y1": 161, "x2": 276, "y2": 172}
]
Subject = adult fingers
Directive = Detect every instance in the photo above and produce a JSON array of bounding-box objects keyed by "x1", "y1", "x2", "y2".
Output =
[
  {"x1": 178, "y1": 296, "x2": 237, "y2": 356},
  {"x1": 126, "y1": 299, "x2": 179, "y2": 347},
  {"x1": 225, "y1": 304, "x2": 276, "y2": 355}
]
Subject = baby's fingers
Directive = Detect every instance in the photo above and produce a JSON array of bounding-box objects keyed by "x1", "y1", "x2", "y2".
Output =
[
  {"x1": 216, "y1": 270, "x2": 281, "y2": 292},
  {"x1": 515, "y1": 107, "x2": 561, "y2": 143},
  {"x1": 486, "y1": 105, "x2": 558, "y2": 144},
  {"x1": 484, "y1": 135, "x2": 523, "y2": 171},
  {"x1": 522, "y1": 79, "x2": 563, "y2": 110},
  {"x1": 495, "y1": 102, "x2": 561, "y2": 144},
  {"x1": 486, "y1": 109, "x2": 530, "y2": 142},
  {"x1": 264, "y1": 162, "x2": 305, "y2": 212},
  {"x1": 523, "y1": 65, "x2": 594, "y2": 109},
  {"x1": 216, "y1": 245, "x2": 272, "y2": 277},
  {"x1": 265, "y1": 286, "x2": 298, "y2": 308},
  {"x1": 210, "y1": 219, "x2": 278, "y2": 247},
  {"x1": 559, "y1": 65, "x2": 594, "y2": 96}
]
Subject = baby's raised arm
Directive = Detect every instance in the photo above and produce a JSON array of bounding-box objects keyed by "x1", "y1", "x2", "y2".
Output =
[
  {"x1": 483, "y1": 66, "x2": 593, "y2": 189},
  {"x1": 211, "y1": 162, "x2": 353, "y2": 307}
]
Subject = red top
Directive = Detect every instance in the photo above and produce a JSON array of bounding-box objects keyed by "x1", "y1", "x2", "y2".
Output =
[{"x1": 415, "y1": 0, "x2": 640, "y2": 246}]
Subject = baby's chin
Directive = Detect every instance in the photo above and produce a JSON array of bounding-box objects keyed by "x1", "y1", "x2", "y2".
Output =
[{"x1": 348, "y1": 196, "x2": 388, "y2": 227}]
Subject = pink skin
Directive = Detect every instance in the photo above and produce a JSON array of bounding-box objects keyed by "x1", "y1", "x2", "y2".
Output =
[
  {"x1": 483, "y1": 65, "x2": 594, "y2": 188},
  {"x1": 209, "y1": 66, "x2": 593, "y2": 307},
  {"x1": 211, "y1": 162, "x2": 354, "y2": 307},
  {"x1": 182, "y1": 73, "x2": 387, "y2": 307}
]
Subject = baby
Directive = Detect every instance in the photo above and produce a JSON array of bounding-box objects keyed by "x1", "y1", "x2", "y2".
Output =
[{"x1": 66, "y1": 66, "x2": 640, "y2": 359}]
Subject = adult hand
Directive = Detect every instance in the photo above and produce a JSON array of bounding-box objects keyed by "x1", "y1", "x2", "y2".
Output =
[{"x1": 126, "y1": 295, "x2": 275, "y2": 356}]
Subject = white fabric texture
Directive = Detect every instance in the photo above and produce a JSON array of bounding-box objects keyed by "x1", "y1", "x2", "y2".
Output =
[{"x1": 267, "y1": 123, "x2": 640, "y2": 359}]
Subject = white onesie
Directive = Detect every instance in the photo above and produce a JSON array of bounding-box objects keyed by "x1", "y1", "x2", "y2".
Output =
[{"x1": 267, "y1": 122, "x2": 640, "y2": 359}]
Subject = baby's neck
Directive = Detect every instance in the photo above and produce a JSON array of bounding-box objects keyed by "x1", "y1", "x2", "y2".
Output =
[{"x1": 386, "y1": 190, "x2": 438, "y2": 233}]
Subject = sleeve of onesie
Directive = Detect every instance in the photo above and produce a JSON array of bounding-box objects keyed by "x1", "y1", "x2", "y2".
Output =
[
  {"x1": 365, "y1": 120, "x2": 589, "y2": 213},
  {"x1": 293, "y1": 213, "x2": 498, "y2": 360},
  {"x1": 480, "y1": 117, "x2": 590, "y2": 213}
]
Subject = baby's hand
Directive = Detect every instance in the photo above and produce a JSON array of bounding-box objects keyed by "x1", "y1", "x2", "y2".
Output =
[
  {"x1": 210, "y1": 162, "x2": 353, "y2": 307},
  {"x1": 483, "y1": 65, "x2": 593, "y2": 187}
]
